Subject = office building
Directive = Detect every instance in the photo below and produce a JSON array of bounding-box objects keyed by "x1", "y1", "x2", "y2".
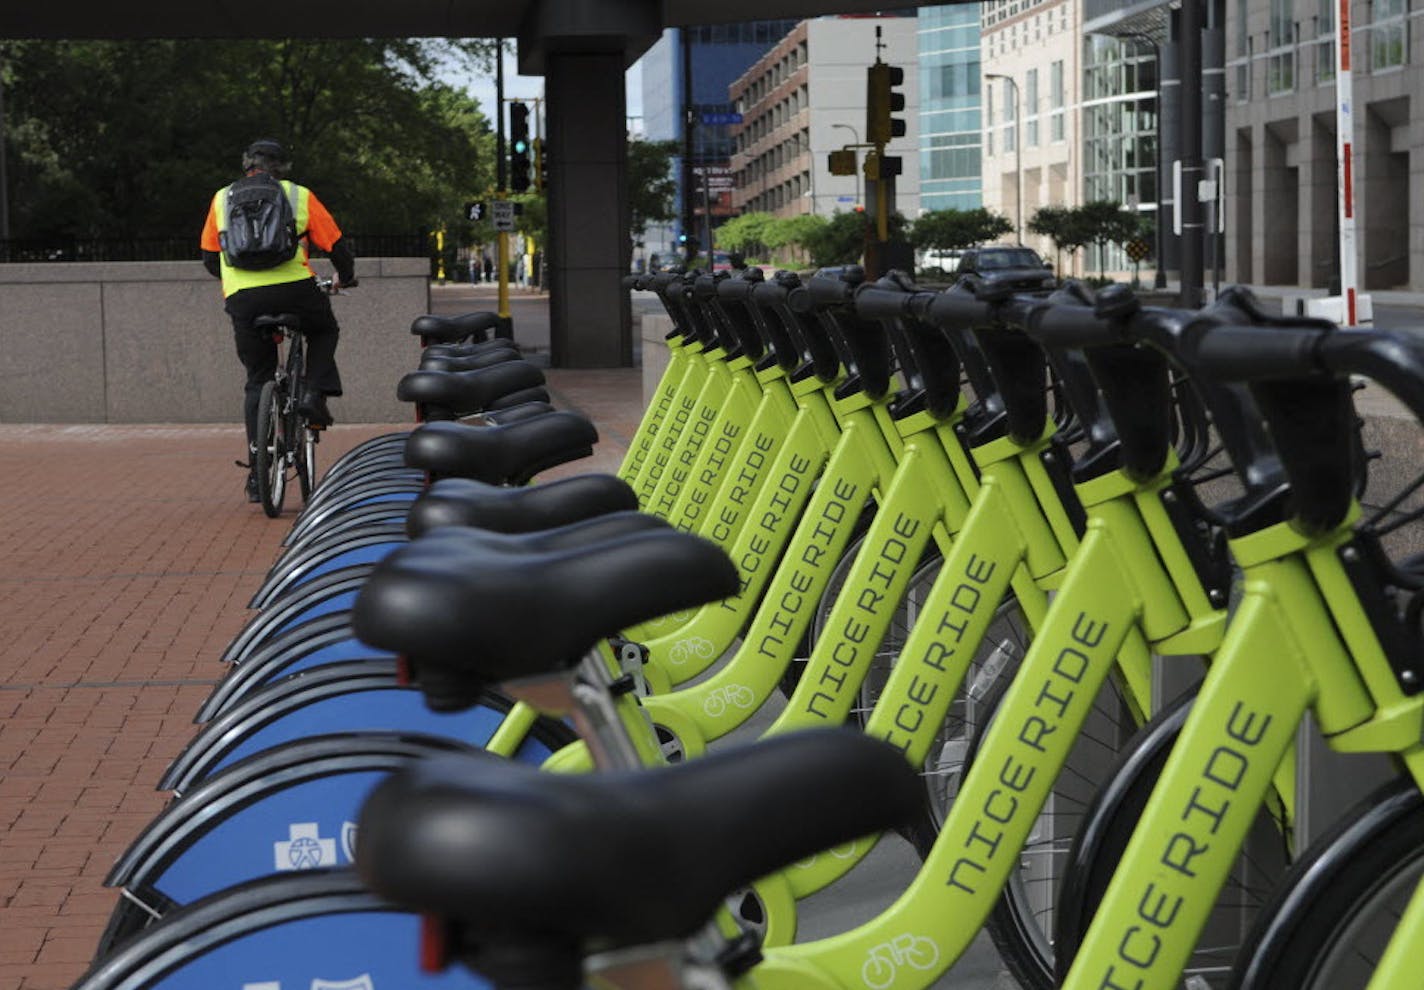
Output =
[{"x1": 728, "y1": 14, "x2": 920, "y2": 219}]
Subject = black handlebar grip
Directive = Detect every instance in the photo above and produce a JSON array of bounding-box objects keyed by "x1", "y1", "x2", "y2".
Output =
[
  {"x1": 1318, "y1": 330, "x2": 1424, "y2": 425},
  {"x1": 717, "y1": 270, "x2": 763, "y2": 297},
  {"x1": 751, "y1": 281, "x2": 790, "y2": 305},
  {"x1": 621, "y1": 275, "x2": 642, "y2": 290},
  {"x1": 1028, "y1": 303, "x2": 1122, "y2": 349},
  {"x1": 801, "y1": 276, "x2": 854, "y2": 310},
  {"x1": 922, "y1": 288, "x2": 990, "y2": 330},
  {"x1": 852, "y1": 286, "x2": 916, "y2": 320},
  {"x1": 1190, "y1": 325, "x2": 1328, "y2": 383}
]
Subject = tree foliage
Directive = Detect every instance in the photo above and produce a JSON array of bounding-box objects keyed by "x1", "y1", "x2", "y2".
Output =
[
  {"x1": 802, "y1": 209, "x2": 907, "y2": 268},
  {"x1": 715, "y1": 211, "x2": 777, "y2": 256},
  {"x1": 1028, "y1": 201, "x2": 1142, "y2": 277},
  {"x1": 627, "y1": 139, "x2": 679, "y2": 238},
  {"x1": 0, "y1": 39, "x2": 500, "y2": 243},
  {"x1": 908, "y1": 208, "x2": 1012, "y2": 253}
]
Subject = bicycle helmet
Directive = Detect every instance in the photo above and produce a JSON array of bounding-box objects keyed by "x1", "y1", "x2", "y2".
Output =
[{"x1": 243, "y1": 139, "x2": 291, "y2": 177}]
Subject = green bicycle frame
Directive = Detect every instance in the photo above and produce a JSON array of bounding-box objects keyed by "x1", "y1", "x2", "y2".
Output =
[
  {"x1": 619, "y1": 331, "x2": 697, "y2": 485},
  {"x1": 627, "y1": 357, "x2": 789, "y2": 644},
  {"x1": 1062, "y1": 512, "x2": 1415, "y2": 990},
  {"x1": 638, "y1": 373, "x2": 842, "y2": 682},
  {"x1": 748, "y1": 463, "x2": 1217, "y2": 988}
]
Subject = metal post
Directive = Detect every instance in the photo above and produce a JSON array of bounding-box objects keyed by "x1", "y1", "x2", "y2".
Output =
[
  {"x1": 680, "y1": 28, "x2": 696, "y2": 266},
  {"x1": 0, "y1": 58, "x2": 9, "y2": 246},
  {"x1": 1179, "y1": 0, "x2": 1205, "y2": 307},
  {"x1": 496, "y1": 49, "x2": 509, "y2": 320},
  {"x1": 1334, "y1": 0, "x2": 1359, "y2": 324}
]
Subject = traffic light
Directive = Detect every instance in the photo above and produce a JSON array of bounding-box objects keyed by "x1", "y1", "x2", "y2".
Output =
[
  {"x1": 866, "y1": 62, "x2": 906, "y2": 146},
  {"x1": 534, "y1": 137, "x2": 547, "y2": 191},
  {"x1": 509, "y1": 101, "x2": 531, "y2": 192},
  {"x1": 828, "y1": 148, "x2": 857, "y2": 176}
]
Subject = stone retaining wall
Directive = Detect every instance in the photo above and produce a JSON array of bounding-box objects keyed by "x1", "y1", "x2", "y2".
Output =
[{"x1": 0, "y1": 259, "x2": 430, "y2": 423}]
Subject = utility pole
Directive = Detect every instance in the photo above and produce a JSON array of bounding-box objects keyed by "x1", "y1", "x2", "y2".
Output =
[
  {"x1": 680, "y1": 28, "x2": 697, "y2": 266},
  {"x1": 1179, "y1": 0, "x2": 1204, "y2": 307},
  {"x1": 496, "y1": 46, "x2": 510, "y2": 321}
]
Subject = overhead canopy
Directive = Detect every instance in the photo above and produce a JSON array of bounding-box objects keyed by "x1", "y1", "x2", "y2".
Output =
[{"x1": 0, "y1": 1, "x2": 946, "y2": 67}]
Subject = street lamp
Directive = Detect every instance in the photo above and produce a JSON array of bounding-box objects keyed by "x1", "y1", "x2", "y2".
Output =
[
  {"x1": 832, "y1": 122, "x2": 860, "y2": 210},
  {"x1": 985, "y1": 73, "x2": 1022, "y2": 244}
]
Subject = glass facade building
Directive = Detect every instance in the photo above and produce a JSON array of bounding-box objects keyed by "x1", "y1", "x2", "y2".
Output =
[
  {"x1": 640, "y1": 20, "x2": 802, "y2": 255},
  {"x1": 1081, "y1": 34, "x2": 1158, "y2": 271},
  {"x1": 917, "y1": 5, "x2": 983, "y2": 211}
]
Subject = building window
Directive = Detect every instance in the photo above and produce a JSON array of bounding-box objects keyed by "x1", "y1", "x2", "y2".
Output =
[
  {"x1": 1234, "y1": 2, "x2": 1252, "y2": 99},
  {"x1": 1372, "y1": 0, "x2": 1407, "y2": 70},
  {"x1": 1050, "y1": 59, "x2": 1064, "y2": 141},
  {"x1": 1267, "y1": 0, "x2": 1296, "y2": 94},
  {"x1": 1002, "y1": 78, "x2": 1016, "y2": 152},
  {"x1": 986, "y1": 83, "x2": 995, "y2": 156},
  {"x1": 1026, "y1": 67, "x2": 1039, "y2": 146},
  {"x1": 1316, "y1": 0, "x2": 1336, "y2": 82}
]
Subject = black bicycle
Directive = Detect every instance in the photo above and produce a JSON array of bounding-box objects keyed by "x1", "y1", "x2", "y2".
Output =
[{"x1": 252, "y1": 282, "x2": 335, "y2": 517}]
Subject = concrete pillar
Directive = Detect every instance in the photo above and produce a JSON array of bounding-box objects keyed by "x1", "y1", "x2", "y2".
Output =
[{"x1": 545, "y1": 51, "x2": 634, "y2": 367}]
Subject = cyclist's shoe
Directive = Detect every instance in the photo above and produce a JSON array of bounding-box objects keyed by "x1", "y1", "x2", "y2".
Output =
[
  {"x1": 298, "y1": 389, "x2": 334, "y2": 428},
  {"x1": 245, "y1": 472, "x2": 260, "y2": 503}
]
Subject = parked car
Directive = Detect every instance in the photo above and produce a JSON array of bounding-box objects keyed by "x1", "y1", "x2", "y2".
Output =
[{"x1": 953, "y1": 245, "x2": 1057, "y2": 291}]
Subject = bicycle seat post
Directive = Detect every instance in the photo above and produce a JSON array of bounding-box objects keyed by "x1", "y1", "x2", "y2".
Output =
[{"x1": 499, "y1": 648, "x2": 647, "y2": 771}]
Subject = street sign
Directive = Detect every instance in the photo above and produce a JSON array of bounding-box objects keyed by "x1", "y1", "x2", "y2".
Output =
[
  {"x1": 465, "y1": 201, "x2": 486, "y2": 222},
  {"x1": 491, "y1": 200, "x2": 516, "y2": 232},
  {"x1": 1124, "y1": 237, "x2": 1152, "y2": 264},
  {"x1": 700, "y1": 112, "x2": 743, "y2": 126}
]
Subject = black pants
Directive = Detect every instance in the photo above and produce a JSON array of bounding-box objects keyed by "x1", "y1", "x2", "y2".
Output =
[{"x1": 226, "y1": 278, "x2": 343, "y2": 444}]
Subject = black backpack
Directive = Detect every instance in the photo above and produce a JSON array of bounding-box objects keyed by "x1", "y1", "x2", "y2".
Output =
[{"x1": 220, "y1": 173, "x2": 300, "y2": 270}]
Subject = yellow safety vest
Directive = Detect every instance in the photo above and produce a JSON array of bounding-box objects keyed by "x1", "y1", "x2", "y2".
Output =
[{"x1": 212, "y1": 180, "x2": 313, "y2": 297}]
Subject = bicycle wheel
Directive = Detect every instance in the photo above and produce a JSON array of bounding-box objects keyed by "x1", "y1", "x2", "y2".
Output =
[
  {"x1": 255, "y1": 380, "x2": 287, "y2": 518},
  {"x1": 295, "y1": 425, "x2": 317, "y2": 502},
  {"x1": 1054, "y1": 688, "x2": 1292, "y2": 990},
  {"x1": 1229, "y1": 779, "x2": 1422, "y2": 990},
  {"x1": 959, "y1": 654, "x2": 1136, "y2": 989},
  {"x1": 808, "y1": 534, "x2": 1031, "y2": 848}
]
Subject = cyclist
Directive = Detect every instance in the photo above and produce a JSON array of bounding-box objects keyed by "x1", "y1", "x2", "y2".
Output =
[{"x1": 200, "y1": 138, "x2": 357, "y2": 502}]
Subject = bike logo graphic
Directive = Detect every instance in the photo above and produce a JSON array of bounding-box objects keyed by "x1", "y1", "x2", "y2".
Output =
[
  {"x1": 793, "y1": 837, "x2": 860, "y2": 870},
  {"x1": 341, "y1": 821, "x2": 358, "y2": 863},
  {"x1": 861, "y1": 934, "x2": 940, "y2": 989},
  {"x1": 242, "y1": 980, "x2": 374, "y2": 990},
  {"x1": 273, "y1": 822, "x2": 336, "y2": 871},
  {"x1": 668, "y1": 636, "x2": 715, "y2": 666},
  {"x1": 642, "y1": 609, "x2": 693, "y2": 631},
  {"x1": 311, "y1": 976, "x2": 375, "y2": 990},
  {"x1": 701, "y1": 684, "x2": 755, "y2": 718}
]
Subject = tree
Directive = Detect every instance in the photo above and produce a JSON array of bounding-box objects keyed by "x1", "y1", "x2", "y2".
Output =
[
  {"x1": 0, "y1": 39, "x2": 501, "y2": 245},
  {"x1": 764, "y1": 214, "x2": 828, "y2": 265},
  {"x1": 908, "y1": 208, "x2": 1012, "y2": 254},
  {"x1": 1074, "y1": 200, "x2": 1142, "y2": 280},
  {"x1": 626, "y1": 138, "x2": 678, "y2": 266},
  {"x1": 716, "y1": 211, "x2": 777, "y2": 258},
  {"x1": 802, "y1": 209, "x2": 907, "y2": 268},
  {"x1": 1028, "y1": 204, "x2": 1089, "y2": 275}
]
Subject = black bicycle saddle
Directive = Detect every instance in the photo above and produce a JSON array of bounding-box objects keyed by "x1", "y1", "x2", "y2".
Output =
[
  {"x1": 411, "y1": 311, "x2": 503, "y2": 343},
  {"x1": 403, "y1": 414, "x2": 597, "y2": 485},
  {"x1": 406, "y1": 474, "x2": 638, "y2": 537},
  {"x1": 396, "y1": 362, "x2": 547, "y2": 419},
  {"x1": 351, "y1": 525, "x2": 736, "y2": 690},
  {"x1": 356, "y1": 729, "x2": 923, "y2": 953}
]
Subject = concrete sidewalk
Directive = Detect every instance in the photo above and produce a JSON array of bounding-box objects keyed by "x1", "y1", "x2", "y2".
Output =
[{"x1": 0, "y1": 364, "x2": 633, "y2": 989}]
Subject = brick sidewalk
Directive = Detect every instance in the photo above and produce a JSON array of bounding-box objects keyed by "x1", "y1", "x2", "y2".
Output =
[{"x1": 0, "y1": 368, "x2": 639, "y2": 988}]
